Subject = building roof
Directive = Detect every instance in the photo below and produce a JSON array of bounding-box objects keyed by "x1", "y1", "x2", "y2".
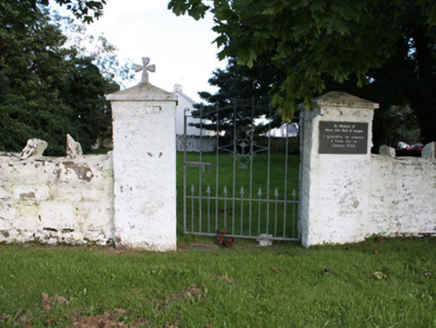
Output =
[{"x1": 172, "y1": 84, "x2": 197, "y2": 105}]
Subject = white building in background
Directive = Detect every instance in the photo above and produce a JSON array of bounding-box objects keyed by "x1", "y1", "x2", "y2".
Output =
[
  {"x1": 173, "y1": 84, "x2": 205, "y2": 136},
  {"x1": 267, "y1": 122, "x2": 299, "y2": 138}
]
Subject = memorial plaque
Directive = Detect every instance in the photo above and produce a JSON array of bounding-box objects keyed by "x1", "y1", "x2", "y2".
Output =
[{"x1": 319, "y1": 121, "x2": 368, "y2": 154}]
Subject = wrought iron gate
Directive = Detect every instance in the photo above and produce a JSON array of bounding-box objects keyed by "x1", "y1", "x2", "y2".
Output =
[{"x1": 182, "y1": 100, "x2": 300, "y2": 241}]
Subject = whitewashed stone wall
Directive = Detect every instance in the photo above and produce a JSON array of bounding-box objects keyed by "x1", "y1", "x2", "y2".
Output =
[
  {"x1": 368, "y1": 152, "x2": 436, "y2": 236},
  {"x1": 2, "y1": 88, "x2": 434, "y2": 249},
  {"x1": 1, "y1": 76, "x2": 178, "y2": 251},
  {"x1": 0, "y1": 153, "x2": 114, "y2": 244}
]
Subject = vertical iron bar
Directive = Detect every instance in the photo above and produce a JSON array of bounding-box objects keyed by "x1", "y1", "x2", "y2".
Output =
[
  {"x1": 191, "y1": 185, "x2": 195, "y2": 232},
  {"x1": 292, "y1": 189, "x2": 297, "y2": 238},
  {"x1": 207, "y1": 185, "x2": 211, "y2": 233},
  {"x1": 249, "y1": 97, "x2": 254, "y2": 236},
  {"x1": 198, "y1": 106, "x2": 203, "y2": 233},
  {"x1": 274, "y1": 188, "x2": 279, "y2": 237},
  {"x1": 258, "y1": 188, "x2": 262, "y2": 235},
  {"x1": 266, "y1": 107, "x2": 272, "y2": 234},
  {"x1": 223, "y1": 186, "x2": 228, "y2": 229},
  {"x1": 232, "y1": 100, "x2": 237, "y2": 234},
  {"x1": 283, "y1": 123, "x2": 289, "y2": 238},
  {"x1": 240, "y1": 186, "x2": 244, "y2": 234},
  {"x1": 183, "y1": 109, "x2": 188, "y2": 233},
  {"x1": 215, "y1": 103, "x2": 220, "y2": 231}
]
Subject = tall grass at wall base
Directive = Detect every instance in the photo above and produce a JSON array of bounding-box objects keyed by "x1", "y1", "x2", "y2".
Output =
[{"x1": 0, "y1": 237, "x2": 435, "y2": 327}]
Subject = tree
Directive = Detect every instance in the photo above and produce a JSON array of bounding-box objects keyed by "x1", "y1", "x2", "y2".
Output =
[
  {"x1": 55, "y1": 13, "x2": 135, "y2": 86},
  {"x1": 0, "y1": 1, "x2": 118, "y2": 155},
  {"x1": 1, "y1": 0, "x2": 106, "y2": 33},
  {"x1": 169, "y1": 0, "x2": 436, "y2": 143},
  {"x1": 199, "y1": 49, "x2": 422, "y2": 151},
  {"x1": 193, "y1": 56, "x2": 287, "y2": 138},
  {"x1": 198, "y1": 56, "x2": 285, "y2": 107}
]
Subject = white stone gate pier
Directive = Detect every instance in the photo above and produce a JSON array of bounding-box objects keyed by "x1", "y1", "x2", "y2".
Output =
[
  {"x1": 107, "y1": 59, "x2": 178, "y2": 251},
  {"x1": 299, "y1": 91, "x2": 436, "y2": 247},
  {"x1": 300, "y1": 92, "x2": 379, "y2": 247}
]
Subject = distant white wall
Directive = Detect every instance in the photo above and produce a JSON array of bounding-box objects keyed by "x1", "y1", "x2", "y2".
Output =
[
  {"x1": 267, "y1": 123, "x2": 299, "y2": 137},
  {"x1": 0, "y1": 154, "x2": 114, "y2": 245},
  {"x1": 176, "y1": 135, "x2": 215, "y2": 152}
]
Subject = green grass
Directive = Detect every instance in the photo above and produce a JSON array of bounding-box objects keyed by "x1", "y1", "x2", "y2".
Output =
[
  {"x1": 177, "y1": 152, "x2": 300, "y2": 239},
  {"x1": 0, "y1": 237, "x2": 435, "y2": 327}
]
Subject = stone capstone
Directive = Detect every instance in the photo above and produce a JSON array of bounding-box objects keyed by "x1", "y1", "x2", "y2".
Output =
[
  {"x1": 422, "y1": 142, "x2": 435, "y2": 159},
  {"x1": 20, "y1": 139, "x2": 48, "y2": 159},
  {"x1": 379, "y1": 145, "x2": 396, "y2": 157},
  {"x1": 66, "y1": 134, "x2": 83, "y2": 159}
]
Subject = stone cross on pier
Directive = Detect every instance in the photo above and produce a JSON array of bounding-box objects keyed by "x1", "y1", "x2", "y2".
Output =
[{"x1": 134, "y1": 57, "x2": 156, "y2": 83}]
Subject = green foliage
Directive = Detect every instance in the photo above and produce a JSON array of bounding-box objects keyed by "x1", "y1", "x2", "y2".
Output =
[
  {"x1": 168, "y1": 0, "x2": 210, "y2": 20},
  {"x1": 55, "y1": 14, "x2": 135, "y2": 86},
  {"x1": 0, "y1": 2, "x2": 120, "y2": 155},
  {"x1": 1, "y1": 0, "x2": 106, "y2": 32},
  {"x1": 0, "y1": 237, "x2": 435, "y2": 326},
  {"x1": 193, "y1": 57, "x2": 287, "y2": 139},
  {"x1": 169, "y1": 0, "x2": 436, "y2": 143},
  {"x1": 49, "y1": 0, "x2": 107, "y2": 23},
  {"x1": 199, "y1": 57, "x2": 285, "y2": 107}
]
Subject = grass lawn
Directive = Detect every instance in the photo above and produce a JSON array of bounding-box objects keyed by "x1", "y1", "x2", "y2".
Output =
[{"x1": 0, "y1": 236, "x2": 435, "y2": 327}]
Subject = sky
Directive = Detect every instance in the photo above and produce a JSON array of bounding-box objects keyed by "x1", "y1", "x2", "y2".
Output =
[{"x1": 51, "y1": 1, "x2": 227, "y2": 103}]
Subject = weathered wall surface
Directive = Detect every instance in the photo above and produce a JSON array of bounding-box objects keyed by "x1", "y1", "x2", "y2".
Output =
[
  {"x1": 108, "y1": 82, "x2": 178, "y2": 252},
  {"x1": 0, "y1": 153, "x2": 114, "y2": 245},
  {"x1": 368, "y1": 155, "x2": 436, "y2": 236},
  {"x1": 1, "y1": 78, "x2": 179, "y2": 252},
  {"x1": 300, "y1": 92, "x2": 376, "y2": 247}
]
